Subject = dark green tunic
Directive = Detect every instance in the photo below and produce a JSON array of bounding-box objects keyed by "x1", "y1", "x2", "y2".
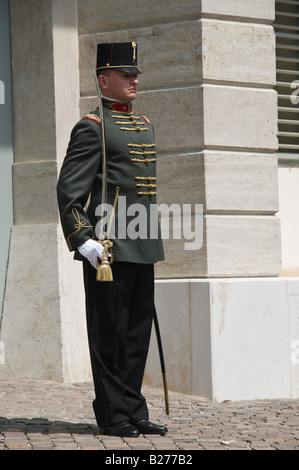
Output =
[{"x1": 57, "y1": 98, "x2": 164, "y2": 264}]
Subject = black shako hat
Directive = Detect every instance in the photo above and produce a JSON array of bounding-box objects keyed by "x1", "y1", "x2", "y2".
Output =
[{"x1": 96, "y1": 42, "x2": 141, "y2": 75}]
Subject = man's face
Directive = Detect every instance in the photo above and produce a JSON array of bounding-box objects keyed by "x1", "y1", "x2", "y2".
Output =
[{"x1": 98, "y1": 70, "x2": 139, "y2": 102}]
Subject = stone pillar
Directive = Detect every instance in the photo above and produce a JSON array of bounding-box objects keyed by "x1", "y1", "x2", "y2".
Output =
[
  {"x1": 146, "y1": 4, "x2": 280, "y2": 279},
  {"x1": 0, "y1": 0, "x2": 91, "y2": 382},
  {"x1": 143, "y1": 0, "x2": 298, "y2": 400}
]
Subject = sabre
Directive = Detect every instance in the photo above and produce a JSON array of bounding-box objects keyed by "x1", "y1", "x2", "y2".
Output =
[
  {"x1": 94, "y1": 69, "x2": 107, "y2": 241},
  {"x1": 94, "y1": 70, "x2": 118, "y2": 282},
  {"x1": 154, "y1": 308, "x2": 169, "y2": 415}
]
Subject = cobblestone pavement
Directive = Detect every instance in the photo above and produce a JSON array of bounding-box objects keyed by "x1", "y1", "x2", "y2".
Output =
[{"x1": 0, "y1": 379, "x2": 299, "y2": 451}]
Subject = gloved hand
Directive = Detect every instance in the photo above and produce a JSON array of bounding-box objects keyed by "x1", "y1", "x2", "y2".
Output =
[{"x1": 77, "y1": 239, "x2": 104, "y2": 270}]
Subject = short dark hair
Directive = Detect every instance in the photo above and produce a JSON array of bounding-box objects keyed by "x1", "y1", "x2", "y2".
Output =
[{"x1": 97, "y1": 69, "x2": 112, "y2": 77}]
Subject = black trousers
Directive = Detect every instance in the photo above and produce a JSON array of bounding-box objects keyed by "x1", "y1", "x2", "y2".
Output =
[{"x1": 83, "y1": 260, "x2": 155, "y2": 427}]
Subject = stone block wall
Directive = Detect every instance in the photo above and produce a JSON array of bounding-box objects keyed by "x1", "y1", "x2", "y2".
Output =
[{"x1": 0, "y1": 0, "x2": 91, "y2": 383}]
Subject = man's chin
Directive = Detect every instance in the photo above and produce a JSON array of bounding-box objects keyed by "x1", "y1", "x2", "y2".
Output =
[{"x1": 128, "y1": 91, "x2": 137, "y2": 101}]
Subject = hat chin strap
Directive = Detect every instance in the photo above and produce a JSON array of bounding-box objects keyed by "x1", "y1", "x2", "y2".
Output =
[{"x1": 102, "y1": 96, "x2": 130, "y2": 105}]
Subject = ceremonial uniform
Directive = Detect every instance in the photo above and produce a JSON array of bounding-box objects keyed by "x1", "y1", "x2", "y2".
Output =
[
  {"x1": 57, "y1": 99, "x2": 164, "y2": 264},
  {"x1": 57, "y1": 42, "x2": 166, "y2": 437}
]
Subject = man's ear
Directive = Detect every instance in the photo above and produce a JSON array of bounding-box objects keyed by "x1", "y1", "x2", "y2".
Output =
[{"x1": 98, "y1": 75, "x2": 108, "y2": 91}]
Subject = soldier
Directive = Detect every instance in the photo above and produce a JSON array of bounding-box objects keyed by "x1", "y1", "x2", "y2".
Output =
[{"x1": 57, "y1": 42, "x2": 167, "y2": 437}]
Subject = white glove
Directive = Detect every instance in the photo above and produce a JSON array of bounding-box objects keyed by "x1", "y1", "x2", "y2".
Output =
[{"x1": 77, "y1": 239, "x2": 104, "y2": 270}]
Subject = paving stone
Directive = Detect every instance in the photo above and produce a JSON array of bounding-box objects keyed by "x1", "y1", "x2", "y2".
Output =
[{"x1": 1, "y1": 379, "x2": 299, "y2": 451}]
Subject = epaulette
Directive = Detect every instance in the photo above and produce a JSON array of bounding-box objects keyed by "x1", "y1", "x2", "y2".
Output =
[
  {"x1": 83, "y1": 113, "x2": 102, "y2": 125},
  {"x1": 141, "y1": 115, "x2": 151, "y2": 125}
]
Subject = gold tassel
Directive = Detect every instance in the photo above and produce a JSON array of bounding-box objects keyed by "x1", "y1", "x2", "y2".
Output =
[
  {"x1": 96, "y1": 240, "x2": 113, "y2": 282},
  {"x1": 96, "y1": 187, "x2": 120, "y2": 282}
]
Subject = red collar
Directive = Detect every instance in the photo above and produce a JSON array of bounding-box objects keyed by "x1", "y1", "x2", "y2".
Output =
[{"x1": 102, "y1": 98, "x2": 133, "y2": 114}]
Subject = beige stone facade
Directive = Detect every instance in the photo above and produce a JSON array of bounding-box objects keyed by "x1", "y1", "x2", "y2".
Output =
[{"x1": 1, "y1": 0, "x2": 299, "y2": 401}]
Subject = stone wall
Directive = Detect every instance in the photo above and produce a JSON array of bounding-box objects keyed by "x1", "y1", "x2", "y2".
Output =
[{"x1": 0, "y1": 0, "x2": 91, "y2": 383}]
